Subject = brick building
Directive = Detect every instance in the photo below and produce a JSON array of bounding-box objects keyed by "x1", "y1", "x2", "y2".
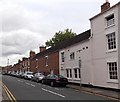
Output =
[{"x1": 31, "y1": 46, "x2": 59, "y2": 75}]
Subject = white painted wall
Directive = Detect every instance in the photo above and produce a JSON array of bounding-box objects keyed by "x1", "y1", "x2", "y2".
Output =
[
  {"x1": 59, "y1": 2, "x2": 120, "y2": 89},
  {"x1": 59, "y1": 40, "x2": 92, "y2": 85},
  {"x1": 90, "y1": 5, "x2": 119, "y2": 89},
  {"x1": 118, "y1": 3, "x2": 120, "y2": 89}
]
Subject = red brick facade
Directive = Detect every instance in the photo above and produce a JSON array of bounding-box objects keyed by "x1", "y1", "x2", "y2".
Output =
[{"x1": 31, "y1": 51, "x2": 59, "y2": 75}]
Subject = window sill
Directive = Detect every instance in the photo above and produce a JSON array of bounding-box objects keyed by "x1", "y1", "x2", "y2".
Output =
[
  {"x1": 105, "y1": 24, "x2": 115, "y2": 29},
  {"x1": 107, "y1": 80, "x2": 118, "y2": 84},
  {"x1": 106, "y1": 49, "x2": 117, "y2": 53},
  {"x1": 67, "y1": 78, "x2": 72, "y2": 80},
  {"x1": 69, "y1": 59, "x2": 75, "y2": 61},
  {"x1": 73, "y1": 78, "x2": 81, "y2": 81}
]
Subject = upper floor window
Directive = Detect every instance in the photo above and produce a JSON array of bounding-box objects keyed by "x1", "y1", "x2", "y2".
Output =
[
  {"x1": 61, "y1": 52, "x2": 65, "y2": 62},
  {"x1": 70, "y1": 52, "x2": 75, "y2": 60},
  {"x1": 108, "y1": 62, "x2": 118, "y2": 80},
  {"x1": 106, "y1": 14, "x2": 115, "y2": 27},
  {"x1": 45, "y1": 56, "x2": 48, "y2": 66},
  {"x1": 107, "y1": 32, "x2": 116, "y2": 50}
]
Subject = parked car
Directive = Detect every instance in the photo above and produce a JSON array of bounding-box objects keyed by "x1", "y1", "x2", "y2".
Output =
[
  {"x1": 24, "y1": 72, "x2": 33, "y2": 79},
  {"x1": 17, "y1": 72, "x2": 24, "y2": 78},
  {"x1": 31, "y1": 72, "x2": 45, "y2": 83},
  {"x1": 41, "y1": 74, "x2": 68, "y2": 87}
]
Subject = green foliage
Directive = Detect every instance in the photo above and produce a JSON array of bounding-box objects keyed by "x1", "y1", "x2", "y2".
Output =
[{"x1": 45, "y1": 28, "x2": 76, "y2": 47}]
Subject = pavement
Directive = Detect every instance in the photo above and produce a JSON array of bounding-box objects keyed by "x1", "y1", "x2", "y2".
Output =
[{"x1": 67, "y1": 83, "x2": 120, "y2": 101}]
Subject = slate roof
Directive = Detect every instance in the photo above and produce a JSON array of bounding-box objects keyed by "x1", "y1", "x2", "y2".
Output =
[{"x1": 33, "y1": 29, "x2": 91, "y2": 60}]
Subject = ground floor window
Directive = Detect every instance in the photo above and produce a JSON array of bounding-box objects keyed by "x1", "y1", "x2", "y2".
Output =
[
  {"x1": 74, "y1": 68, "x2": 81, "y2": 79},
  {"x1": 108, "y1": 62, "x2": 118, "y2": 80},
  {"x1": 66, "y1": 69, "x2": 72, "y2": 78}
]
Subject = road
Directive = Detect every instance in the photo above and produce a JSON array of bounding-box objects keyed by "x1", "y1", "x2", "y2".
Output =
[{"x1": 2, "y1": 75, "x2": 110, "y2": 101}]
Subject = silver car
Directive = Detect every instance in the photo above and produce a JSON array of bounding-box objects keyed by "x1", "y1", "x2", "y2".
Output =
[{"x1": 31, "y1": 72, "x2": 45, "y2": 83}]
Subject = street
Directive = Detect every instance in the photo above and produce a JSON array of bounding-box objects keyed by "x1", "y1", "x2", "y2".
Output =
[{"x1": 2, "y1": 75, "x2": 110, "y2": 101}]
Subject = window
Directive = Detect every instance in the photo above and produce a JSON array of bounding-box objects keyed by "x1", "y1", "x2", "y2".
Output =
[
  {"x1": 70, "y1": 52, "x2": 75, "y2": 60},
  {"x1": 61, "y1": 52, "x2": 65, "y2": 62},
  {"x1": 106, "y1": 14, "x2": 115, "y2": 27},
  {"x1": 66, "y1": 69, "x2": 72, "y2": 78},
  {"x1": 107, "y1": 32, "x2": 116, "y2": 50},
  {"x1": 74, "y1": 68, "x2": 81, "y2": 79},
  {"x1": 45, "y1": 56, "x2": 48, "y2": 66},
  {"x1": 108, "y1": 62, "x2": 118, "y2": 80},
  {"x1": 74, "y1": 69, "x2": 77, "y2": 78}
]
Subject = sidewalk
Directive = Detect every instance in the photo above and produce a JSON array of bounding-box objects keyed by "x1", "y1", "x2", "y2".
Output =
[{"x1": 67, "y1": 84, "x2": 120, "y2": 100}]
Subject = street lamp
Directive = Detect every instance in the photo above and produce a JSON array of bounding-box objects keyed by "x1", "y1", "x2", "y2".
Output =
[
  {"x1": 36, "y1": 59, "x2": 38, "y2": 72},
  {"x1": 77, "y1": 49, "x2": 82, "y2": 88},
  {"x1": 79, "y1": 58, "x2": 82, "y2": 88}
]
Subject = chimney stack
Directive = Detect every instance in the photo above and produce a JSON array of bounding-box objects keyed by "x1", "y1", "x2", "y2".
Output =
[
  {"x1": 29, "y1": 50, "x2": 36, "y2": 58},
  {"x1": 101, "y1": 0, "x2": 110, "y2": 13},
  {"x1": 39, "y1": 46, "x2": 46, "y2": 52},
  {"x1": 18, "y1": 59, "x2": 21, "y2": 63}
]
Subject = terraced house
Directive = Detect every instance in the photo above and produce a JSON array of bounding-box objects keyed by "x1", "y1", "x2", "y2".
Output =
[
  {"x1": 4, "y1": 1, "x2": 120, "y2": 90},
  {"x1": 59, "y1": 1, "x2": 120, "y2": 89},
  {"x1": 89, "y1": 1, "x2": 120, "y2": 89}
]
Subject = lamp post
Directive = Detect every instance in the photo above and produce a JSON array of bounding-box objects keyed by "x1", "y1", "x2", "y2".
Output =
[
  {"x1": 77, "y1": 49, "x2": 82, "y2": 88},
  {"x1": 36, "y1": 59, "x2": 38, "y2": 72},
  {"x1": 79, "y1": 58, "x2": 82, "y2": 88}
]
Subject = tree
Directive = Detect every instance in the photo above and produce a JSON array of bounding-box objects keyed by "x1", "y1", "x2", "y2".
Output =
[{"x1": 45, "y1": 28, "x2": 76, "y2": 47}]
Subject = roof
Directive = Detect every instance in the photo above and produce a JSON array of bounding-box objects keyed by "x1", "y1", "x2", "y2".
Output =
[
  {"x1": 33, "y1": 29, "x2": 91, "y2": 60},
  {"x1": 90, "y1": 1, "x2": 120, "y2": 20}
]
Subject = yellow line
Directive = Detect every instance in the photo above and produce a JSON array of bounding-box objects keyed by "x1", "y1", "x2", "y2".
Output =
[
  {"x1": 2, "y1": 84, "x2": 13, "y2": 101},
  {"x1": 1, "y1": 80, "x2": 17, "y2": 102},
  {"x1": 3, "y1": 83, "x2": 16, "y2": 101}
]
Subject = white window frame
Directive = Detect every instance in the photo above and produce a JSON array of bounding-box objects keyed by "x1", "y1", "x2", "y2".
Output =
[
  {"x1": 45, "y1": 55, "x2": 48, "y2": 66},
  {"x1": 66, "y1": 69, "x2": 72, "y2": 78},
  {"x1": 106, "y1": 32, "x2": 116, "y2": 51},
  {"x1": 106, "y1": 14, "x2": 115, "y2": 27},
  {"x1": 61, "y1": 52, "x2": 65, "y2": 63},
  {"x1": 107, "y1": 60, "x2": 118, "y2": 83},
  {"x1": 74, "y1": 68, "x2": 81, "y2": 79},
  {"x1": 70, "y1": 52, "x2": 75, "y2": 60}
]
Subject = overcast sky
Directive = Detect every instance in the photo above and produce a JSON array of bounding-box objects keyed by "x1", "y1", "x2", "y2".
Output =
[{"x1": 0, "y1": 0, "x2": 119, "y2": 66}]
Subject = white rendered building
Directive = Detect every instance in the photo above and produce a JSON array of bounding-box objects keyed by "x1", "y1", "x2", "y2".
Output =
[
  {"x1": 59, "y1": 1, "x2": 120, "y2": 89},
  {"x1": 90, "y1": 1, "x2": 120, "y2": 89}
]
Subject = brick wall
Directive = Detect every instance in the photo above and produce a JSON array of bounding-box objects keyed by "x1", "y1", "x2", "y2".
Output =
[{"x1": 31, "y1": 51, "x2": 59, "y2": 75}]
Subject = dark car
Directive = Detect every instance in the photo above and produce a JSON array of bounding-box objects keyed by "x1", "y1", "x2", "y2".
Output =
[
  {"x1": 41, "y1": 74, "x2": 68, "y2": 87},
  {"x1": 31, "y1": 72, "x2": 45, "y2": 83}
]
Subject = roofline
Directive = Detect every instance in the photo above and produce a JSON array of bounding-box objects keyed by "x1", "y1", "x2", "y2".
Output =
[
  {"x1": 32, "y1": 29, "x2": 91, "y2": 60},
  {"x1": 90, "y1": 1, "x2": 120, "y2": 20}
]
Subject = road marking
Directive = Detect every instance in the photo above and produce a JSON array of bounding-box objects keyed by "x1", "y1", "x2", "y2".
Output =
[
  {"x1": 54, "y1": 88, "x2": 59, "y2": 90},
  {"x1": 41, "y1": 88, "x2": 65, "y2": 98},
  {"x1": 25, "y1": 82, "x2": 35, "y2": 87},
  {"x1": 46, "y1": 86, "x2": 52, "y2": 88},
  {"x1": 2, "y1": 81, "x2": 17, "y2": 102},
  {"x1": 18, "y1": 80, "x2": 23, "y2": 82}
]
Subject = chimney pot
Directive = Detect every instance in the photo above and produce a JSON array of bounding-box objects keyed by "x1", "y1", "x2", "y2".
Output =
[
  {"x1": 29, "y1": 50, "x2": 36, "y2": 58},
  {"x1": 39, "y1": 46, "x2": 46, "y2": 52},
  {"x1": 101, "y1": 1, "x2": 110, "y2": 13}
]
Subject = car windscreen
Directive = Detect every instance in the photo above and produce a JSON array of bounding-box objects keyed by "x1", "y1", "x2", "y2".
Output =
[
  {"x1": 56, "y1": 75, "x2": 65, "y2": 78},
  {"x1": 27, "y1": 73, "x2": 33, "y2": 75}
]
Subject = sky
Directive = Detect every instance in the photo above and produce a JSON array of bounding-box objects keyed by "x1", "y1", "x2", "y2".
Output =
[{"x1": 0, "y1": 0, "x2": 119, "y2": 66}]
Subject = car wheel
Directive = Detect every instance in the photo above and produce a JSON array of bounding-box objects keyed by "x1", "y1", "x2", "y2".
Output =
[
  {"x1": 50, "y1": 81, "x2": 54, "y2": 87},
  {"x1": 41, "y1": 80, "x2": 44, "y2": 84},
  {"x1": 36, "y1": 79, "x2": 39, "y2": 83}
]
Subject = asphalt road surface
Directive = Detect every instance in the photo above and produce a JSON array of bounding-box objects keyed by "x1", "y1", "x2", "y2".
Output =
[{"x1": 2, "y1": 75, "x2": 110, "y2": 101}]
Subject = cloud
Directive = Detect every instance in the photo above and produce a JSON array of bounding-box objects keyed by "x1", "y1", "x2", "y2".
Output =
[
  {"x1": 1, "y1": 29, "x2": 43, "y2": 57},
  {"x1": 0, "y1": 0, "x2": 119, "y2": 66}
]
